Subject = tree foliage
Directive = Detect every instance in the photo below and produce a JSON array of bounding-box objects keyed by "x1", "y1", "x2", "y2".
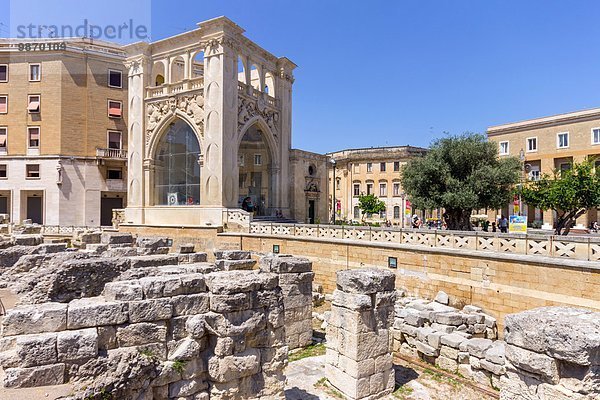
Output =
[
  {"x1": 357, "y1": 194, "x2": 386, "y2": 221},
  {"x1": 521, "y1": 160, "x2": 600, "y2": 235},
  {"x1": 401, "y1": 133, "x2": 521, "y2": 230}
]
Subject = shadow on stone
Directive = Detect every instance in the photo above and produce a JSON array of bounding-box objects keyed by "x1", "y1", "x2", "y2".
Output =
[
  {"x1": 284, "y1": 386, "x2": 321, "y2": 400},
  {"x1": 394, "y1": 363, "x2": 419, "y2": 386}
]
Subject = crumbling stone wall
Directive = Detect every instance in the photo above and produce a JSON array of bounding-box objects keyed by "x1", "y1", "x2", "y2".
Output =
[
  {"x1": 0, "y1": 269, "x2": 288, "y2": 400},
  {"x1": 501, "y1": 306, "x2": 600, "y2": 400},
  {"x1": 392, "y1": 291, "x2": 505, "y2": 388},
  {"x1": 260, "y1": 255, "x2": 313, "y2": 350},
  {"x1": 325, "y1": 268, "x2": 396, "y2": 400},
  {"x1": 214, "y1": 250, "x2": 256, "y2": 271}
]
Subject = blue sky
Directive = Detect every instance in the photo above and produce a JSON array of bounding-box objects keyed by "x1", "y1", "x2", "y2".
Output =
[{"x1": 2, "y1": 0, "x2": 600, "y2": 153}]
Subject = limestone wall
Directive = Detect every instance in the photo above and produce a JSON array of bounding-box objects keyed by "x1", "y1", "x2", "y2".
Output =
[
  {"x1": 392, "y1": 292, "x2": 506, "y2": 390},
  {"x1": 0, "y1": 269, "x2": 288, "y2": 399},
  {"x1": 259, "y1": 255, "x2": 313, "y2": 350},
  {"x1": 233, "y1": 234, "x2": 600, "y2": 331}
]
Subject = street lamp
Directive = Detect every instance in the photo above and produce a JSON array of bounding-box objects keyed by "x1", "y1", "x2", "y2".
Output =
[
  {"x1": 330, "y1": 159, "x2": 336, "y2": 224},
  {"x1": 518, "y1": 148, "x2": 525, "y2": 217}
]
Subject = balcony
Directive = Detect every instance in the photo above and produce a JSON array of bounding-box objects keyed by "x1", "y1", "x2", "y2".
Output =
[
  {"x1": 146, "y1": 77, "x2": 204, "y2": 99},
  {"x1": 96, "y1": 148, "x2": 127, "y2": 160}
]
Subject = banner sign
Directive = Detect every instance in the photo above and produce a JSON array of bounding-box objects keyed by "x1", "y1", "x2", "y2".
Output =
[{"x1": 509, "y1": 215, "x2": 527, "y2": 234}]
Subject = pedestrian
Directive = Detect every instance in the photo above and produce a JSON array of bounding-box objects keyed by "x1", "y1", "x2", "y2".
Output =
[
  {"x1": 499, "y1": 215, "x2": 508, "y2": 233},
  {"x1": 482, "y1": 220, "x2": 490, "y2": 232},
  {"x1": 491, "y1": 222, "x2": 496, "y2": 233}
]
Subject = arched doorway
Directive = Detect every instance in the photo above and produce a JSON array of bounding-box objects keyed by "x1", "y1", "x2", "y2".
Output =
[
  {"x1": 238, "y1": 123, "x2": 274, "y2": 216},
  {"x1": 153, "y1": 119, "x2": 201, "y2": 206}
]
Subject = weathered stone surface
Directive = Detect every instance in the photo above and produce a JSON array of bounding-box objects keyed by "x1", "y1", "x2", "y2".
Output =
[
  {"x1": 140, "y1": 275, "x2": 184, "y2": 298},
  {"x1": 504, "y1": 306, "x2": 600, "y2": 366},
  {"x1": 57, "y1": 328, "x2": 98, "y2": 362},
  {"x1": 128, "y1": 298, "x2": 173, "y2": 323},
  {"x1": 0, "y1": 332, "x2": 57, "y2": 368},
  {"x1": 136, "y1": 236, "x2": 168, "y2": 250},
  {"x1": 169, "y1": 378, "x2": 207, "y2": 397},
  {"x1": 208, "y1": 349, "x2": 260, "y2": 382},
  {"x1": 332, "y1": 289, "x2": 372, "y2": 311},
  {"x1": 116, "y1": 322, "x2": 167, "y2": 347},
  {"x1": 205, "y1": 271, "x2": 265, "y2": 294},
  {"x1": 214, "y1": 250, "x2": 251, "y2": 260},
  {"x1": 210, "y1": 292, "x2": 252, "y2": 313},
  {"x1": 336, "y1": 268, "x2": 395, "y2": 294},
  {"x1": 215, "y1": 259, "x2": 256, "y2": 271},
  {"x1": 485, "y1": 340, "x2": 506, "y2": 365},
  {"x1": 168, "y1": 338, "x2": 202, "y2": 361},
  {"x1": 259, "y1": 255, "x2": 312, "y2": 274},
  {"x1": 505, "y1": 343, "x2": 559, "y2": 383},
  {"x1": 441, "y1": 333, "x2": 468, "y2": 349},
  {"x1": 101, "y1": 232, "x2": 134, "y2": 245},
  {"x1": 434, "y1": 291, "x2": 449, "y2": 305},
  {"x1": 480, "y1": 358, "x2": 506, "y2": 376},
  {"x1": 434, "y1": 312, "x2": 464, "y2": 326},
  {"x1": 129, "y1": 255, "x2": 179, "y2": 269},
  {"x1": 416, "y1": 341, "x2": 439, "y2": 357},
  {"x1": 13, "y1": 235, "x2": 43, "y2": 246},
  {"x1": 465, "y1": 338, "x2": 493, "y2": 358},
  {"x1": 172, "y1": 293, "x2": 210, "y2": 316},
  {"x1": 103, "y1": 280, "x2": 144, "y2": 301},
  {"x1": 1, "y1": 302, "x2": 67, "y2": 336},
  {"x1": 67, "y1": 297, "x2": 128, "y2": 329},
  {"x1": 4, "y1": 363, "x2": 65, "y2": 388}
]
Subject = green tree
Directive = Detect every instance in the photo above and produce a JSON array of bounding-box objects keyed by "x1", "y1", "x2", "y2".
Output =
[
  {"x1": 521, "y1": 160, "x2": 600, "y2": 235},
  {"x1": 357, "y1": 194, "x2": 386, "y2": 222},
  {"x1": 401, "y1": 133, "x2": 521, "y2": 231}
]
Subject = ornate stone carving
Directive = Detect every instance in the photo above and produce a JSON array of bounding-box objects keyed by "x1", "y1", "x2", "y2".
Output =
[
  {"x1": 279, "y1": 68, "x2": 295, "y2": 83},
  {"x1": 125, "y1": 57, "x2": 145, "y2": 75},
  {"x1": 146, "y1": 94, "x2": 204, "y2": 146},
  {"x1": 238, "y1": 96, "x2": 280, "y2": 140}
]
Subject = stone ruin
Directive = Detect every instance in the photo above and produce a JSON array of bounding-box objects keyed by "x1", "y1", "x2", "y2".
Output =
[
  {"x1": 0, "y1": 232, "x2": 313, "y2": 399},
  {"x1": 392, "y1": 292, "x2": 504, "y2": 389},
  {"x1": 325, "y1": 269, "x2": 397, "y2": 400},
  {"x1": 0, "y1": 231, "x2": 598, "y2": 400},
  {"x1": 501, "y1": 307, "x2": 600, "y2": 400}
]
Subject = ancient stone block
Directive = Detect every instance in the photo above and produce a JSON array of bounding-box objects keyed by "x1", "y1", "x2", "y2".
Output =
[
  {"x1": 140, "y1": 275, "x2": 184, "y2": 298},
  {"x1": 210, "y1": 292, "x2": 252, "y2": 313},
  {"x1": 67, "y1": 297, "x2": 128, "y2": 329},
  {"x1": 1, "y1": 302, "x2": 67, "y2": 336},
  {"x1": 335, "y1": 268, "x2": 395, "y2": 294},
  {"x1": 465, "y1": 338, "x2": 493, "y2": 358},
  {"x1": 0, "y1": 332, "x2": 57, "y2": 368},
  {"x1": 215, "y1": 259, "x2": 256, "y2": 271},
  {"x1": 57, "y1": 328, "x2": 98, "y2": 362},
  {"x1": 207, "y1": 349, "x2": 260, "y2": 382},
  {"x1": 130, "y1": 255, "x2": 179, "y2": 269},
  {"x1": 103, "y1": 280, "x2": 144, "y2": 301},
  {"x1": 172, "y1": 294, "x2": 210, "y2": 316},
  {"x1": 505, "y1": 343, "x2": 559, "y2": 384},
  {"x1": 214, "y1": 250, "x2": 251, "y2": 260},
  {"x1": 128, "y1": 298, "x2": 173, "y2": 323},
  {"x1": 116, "y1": 322, "x2": 167, "y2": 347},
  {"x1": 3, "y1": 363, "x2": 65, "y2": 388}
]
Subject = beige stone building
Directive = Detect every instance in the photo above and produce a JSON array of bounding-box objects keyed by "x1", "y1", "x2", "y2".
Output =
[
  {"x1": 487, "y1": 108, "x2": 600, "y2": 228},
  {"x1": 0, "y1": 38, "x2": 128, "y2": 226},
  {"x1": 326, "y1": 146, "x2": 428, "y2": 225}
]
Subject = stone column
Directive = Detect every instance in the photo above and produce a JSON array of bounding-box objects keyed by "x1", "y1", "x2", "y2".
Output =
[
  {"x1": 275, "y1": 57, "x2": 295, "y2": 215},
  {"x1": 260, "y1": 255, "x2": 313, "y2": 350},
  {"x1": 325, "y1": 269, "x2": 397, "y2": 400}
]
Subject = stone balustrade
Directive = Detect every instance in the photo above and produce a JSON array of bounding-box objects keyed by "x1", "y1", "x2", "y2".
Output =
[{"x1": 250, "y1": 222, "x2": 600, "y2": 261}]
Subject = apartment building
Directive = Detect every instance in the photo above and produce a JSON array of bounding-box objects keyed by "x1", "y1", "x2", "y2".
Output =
[
  {"x1": 0, "y1": 38, "x2": 128, "y2": 226},
  {"x1": 326, "y1": 146, "x2": 428, "y2": 224},
  {"x1": 488, "y1": 108, "x2": 600, "y2": 228}
]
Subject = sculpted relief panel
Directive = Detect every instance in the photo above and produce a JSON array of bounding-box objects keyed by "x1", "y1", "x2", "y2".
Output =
[
  {"x1": 146, "y1": 94, "x2": 205, "y2": 147},
  {"x1": 238, "y1": 96, "x2": 280, "y2": 140}
]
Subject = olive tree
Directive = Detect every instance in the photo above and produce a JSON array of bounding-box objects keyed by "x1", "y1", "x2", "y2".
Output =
[
  {"x1": 521, "y1": 160, "x2": 600, "y2": 235},
  {"x1": 401, "y1": 133, "x2": 521, "y2": 230}
]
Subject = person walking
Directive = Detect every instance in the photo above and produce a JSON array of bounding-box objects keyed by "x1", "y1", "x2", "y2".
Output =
[{"x1": 499, "y1": 215, "x2": 508, "y2": 233}]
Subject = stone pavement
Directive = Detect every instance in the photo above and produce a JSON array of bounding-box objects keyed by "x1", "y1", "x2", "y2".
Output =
[{"x1": 285, "y1": 355, "x2": 337, "y2": 400}]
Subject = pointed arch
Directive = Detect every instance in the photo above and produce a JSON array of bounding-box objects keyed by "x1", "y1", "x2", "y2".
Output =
[
  {"x1": 147, "y1": 109, "x2": 203, "y2": 159},
  {"x1": 237, "y1": 115, "x2": 279, "y2": 165}
]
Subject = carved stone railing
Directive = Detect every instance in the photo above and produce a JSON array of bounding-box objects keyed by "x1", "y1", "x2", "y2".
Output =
[
  {"x1": 146, "y1": 77, "x2": 204, "y2": 99},
  {"x1": 96, "y1": 148, "x2": 127, "y2": 159},
  {"x1": 249, "y1": 223, "x2": 600, "y2": 262},
  {"x1": 237, "y1": 81, "x2": 280, "y2": 109},
  {"x1": 223, "y1": 208, "x2": 252, "y2": 231},
  {"x1": 40, "y1": 225, "x2": 104, "y2": 235}
]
